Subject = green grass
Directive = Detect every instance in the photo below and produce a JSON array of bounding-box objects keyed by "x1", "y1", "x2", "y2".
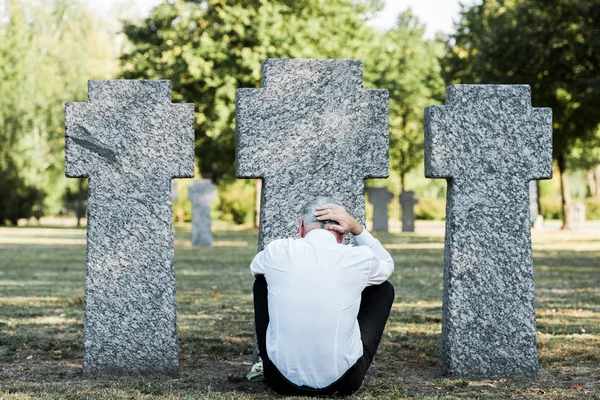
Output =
[{"x1": 0, "y1": 224, "x2": 599, "y2": 399}]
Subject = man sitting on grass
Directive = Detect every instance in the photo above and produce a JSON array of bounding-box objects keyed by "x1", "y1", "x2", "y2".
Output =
[{"x1": 251, "y1": 197, "x2": 395, "y2": 396}]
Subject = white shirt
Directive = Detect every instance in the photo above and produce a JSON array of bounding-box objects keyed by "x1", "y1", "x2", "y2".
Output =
[{"x1": 250, "y1": 228, "x2": 394, "y2": 388}]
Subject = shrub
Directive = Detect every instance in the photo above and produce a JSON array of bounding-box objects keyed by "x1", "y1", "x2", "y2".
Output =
[
  {"x1": 540, "y1": 197, "x2": 563, "y2": 220},
  {"x1": 583, "y1": 197, "x2": 600, "y2": 220},
  {"x1": 414, "y1": 198, "x2": 446, "y2": 220},
  {"x1": 0, "y1": 155, "x2": 45, "y2": 225},
  {"x1": 216, "y1": 180, "x2": 255, "y2": 225}
]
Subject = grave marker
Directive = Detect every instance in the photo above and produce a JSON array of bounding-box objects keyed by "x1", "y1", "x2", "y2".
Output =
[
  {"x1": 171, "y1": 180, "x2": 179, "y2": 201},
  {"x1": 368, "y1": 188, "x2": 393, "y2": 232},
  {"x1": 236, "y1": 59, "x2": 389, "y2": 250},
  {"x1": 65, "y1": 80, "x2": 194, "y2": 377},
  {"x1": 573, "y1": 202, "x2": 586, "y2": 225},
  {"x1": 399, "y1": 191, "x2": 418, "y2": 233},
  {"x1": 236, "y1": 59, "x2": 389, "y2": 362},
  {"x1": 425, "y1": 85, "x2": 552, "y2": 377},
  {"x1": 188, "y1": 179, "x2": 217, "y2": 247}
]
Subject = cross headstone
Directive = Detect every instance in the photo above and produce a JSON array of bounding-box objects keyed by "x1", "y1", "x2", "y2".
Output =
[
  {"x1": 573, "y1": 202, "x2": 586, "y2": 225},
  {"x1": 171, "y1": 180, "x2": 179, "y2": 201},
  {"x1": 236, "y1": 59, "x2": 389, "y2": 250},
  {"x1": 368, "y1": 188, "x2": 393, "y2": 232},
  {"x1": 236, "y1": 59, "x2": 389, "y2": 362},
  {"x1": 65, "y1": 80, "x2": 194, "y2": 377},
  {"x1": 399, "y1": 191, "x2": 418, "y2": 232},
  {"x1": 529, "y1": 181, "x2": 544, "y2": 230},
  {"x1": 188, "y1": 179, "x2": 217, "y2": 247},
  {"x1": 425, "y1": 85, "x2": 552, "y2": 377}
]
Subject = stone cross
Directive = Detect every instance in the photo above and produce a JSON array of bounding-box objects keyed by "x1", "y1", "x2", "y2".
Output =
[
  {"x1": 425, "y1": 85, "x2": 552, "y2": 377},
  {"x1": 171, "y1": 180, "x2": 179, "y2": 201},
  {"x1": 188, "y1": 179, "x2": 217, "y2": 247},
  {"x1": 236, "y1": 59, "x2": 389, "y2": 251},
  {"x1": 65, "y1": 80, "x2": 194, "y2": 377},
  {"x1": 368, "y1": 188, "x2": 393, "y2": 232},
  {"x1": 529, "y1": 181, "x2": 544, "y2": 230},
  {"x1": 573, "y1": 202, "x2": 586, "y2": 225},
  {"x1": 399, "y1": 191, "x2": 418, "y2": 232}
]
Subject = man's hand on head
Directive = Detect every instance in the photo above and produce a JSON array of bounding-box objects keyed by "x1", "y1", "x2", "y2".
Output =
[{"x1": 315, "y1": 204, "x2": 364, "y2": 236}]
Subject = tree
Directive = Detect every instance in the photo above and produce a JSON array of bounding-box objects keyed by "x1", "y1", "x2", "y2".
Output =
[
  {"x1": 0, "y1": 0, "x2": 119, "y2": 222},
  {"x1": 363, "y1": 11, "x2": 445, "y2": 192},
  {"x1": 445, "y1": 0, "x2": 600, "y2": 229},
  {"x1": 568, "y1": 127, "x2": 600, "y2": 197},
  {"x1": 120, "y1": 0, "x2": 383, "y2": 184}
]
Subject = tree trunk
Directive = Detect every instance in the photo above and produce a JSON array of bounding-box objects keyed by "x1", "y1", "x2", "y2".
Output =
[
  {"x1": 76, "y1": 178, "x2": 84, "y2": 228},
  {"x1": 557, "y1": 155, "x2": 572, "y2": 230},
  {"x1": 400, "y1": 172, "x2": 406, "y2": 193},
  {"x1": 595, "y1": 165, "x2": 600, "y2": 198},
  {"x1": 536, "y1": 180, "x2": 542, "y2": 217},
  {"x1": 587, "y1": 169, "x2": 597, "y2": 198},
  {"x1": 254, "y1": 179, "x2": 262, "y2": 228}
]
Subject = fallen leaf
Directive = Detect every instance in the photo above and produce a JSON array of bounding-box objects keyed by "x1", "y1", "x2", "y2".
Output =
[{"x1": 213, "y1": 292, "x2": 222, "y2": 298}]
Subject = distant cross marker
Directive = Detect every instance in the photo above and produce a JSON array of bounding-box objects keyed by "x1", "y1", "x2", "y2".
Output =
[
  {"x1": 368, "y1": 188, "x2": 393, "y2": 232},
  {"x1": 399, "y1": 191, "x2": 418, "y2": 233},
  {"x1": 188, "y1": 179, "x2": 217, "y2": 247},
  {"x1": 65, "y1": 80, "x2": 194, "y2": 377},
  {"x1": 425, "y1": 85, "x2": 552, "y2": 377},
  {"x1": 236, "y1": 59, "x2": 389, "y2": 251}
]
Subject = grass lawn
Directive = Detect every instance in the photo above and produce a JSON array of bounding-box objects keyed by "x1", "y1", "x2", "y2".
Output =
[{"x1": 0, "y1": 224, "x2": 598, "y2": 399}]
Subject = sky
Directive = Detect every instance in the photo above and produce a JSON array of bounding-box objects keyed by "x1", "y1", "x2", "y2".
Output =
[
  {"x1": 369, "y1": 0, "x2": 477, "y2": 38},
  {"x1": 87, "y1": 0, "x2": 478, "y2": 39}
]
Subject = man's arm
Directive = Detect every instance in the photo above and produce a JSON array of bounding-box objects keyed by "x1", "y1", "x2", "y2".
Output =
[
  {"x1": 250, "y1": 246, "x2": 270, "y2": 277},
  {"x1": 354, "y1": 229, "x2": 394, "y2": 285},
  {"x1": 315, "y1": 203, "x2": 394, "y2": 285}
]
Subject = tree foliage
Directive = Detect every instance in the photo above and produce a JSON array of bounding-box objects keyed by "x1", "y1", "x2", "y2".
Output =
[
  {"x1": 121, "y1": 0, "x2": 385, "y2": 183},
  {"x1": 445, "y1": 0, "x2": 600, "y2": 227},
  {"x1": 364, "y1": 11, "x2": 445, "y2": 191},
  {"x1": 0, "y1": 0, "x2": 118, "y2": 222}
]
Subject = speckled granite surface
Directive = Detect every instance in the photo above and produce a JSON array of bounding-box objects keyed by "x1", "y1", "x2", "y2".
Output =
[
  {"x1": 65, "y1": 80, "x2": 194, "y2": 377},
  {"x1": 425, "y1": 85, "x2": 552, "y2": 377},
  {"x1": 236, "y1": 59, "x2": 389, "y2": 251},
  {"x1": 188, "y1": 179, "x2": 217, "y2": 247},
  {"x1": 368, "y1": 188, "x2": 393, "y2": 232}
]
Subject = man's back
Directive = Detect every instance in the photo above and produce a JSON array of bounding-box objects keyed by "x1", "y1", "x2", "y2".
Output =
[{"x1": 251, "y1": 228, "x2": 394, "y2": 388}]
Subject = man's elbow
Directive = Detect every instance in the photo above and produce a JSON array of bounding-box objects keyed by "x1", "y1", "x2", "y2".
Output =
[{"x1": 383, "y1": 261, "x2": 394, "y2": 281}]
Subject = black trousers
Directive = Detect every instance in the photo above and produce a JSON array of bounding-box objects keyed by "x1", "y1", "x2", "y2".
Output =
[{"x1": 253, "y1": 275, "x2": 395, "y2": 397}]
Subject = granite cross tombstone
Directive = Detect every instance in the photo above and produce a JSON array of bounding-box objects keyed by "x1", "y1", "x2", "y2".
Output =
[
  {"x1": 368, "y1": 188, "x2": 393, "y2": 232},
  {"x1": 236, "y1": 59, "x2": 389, "y2": 251},
  {"x1": 399, "y1": 191, "x2": 418, "y2": 233},
  {"x1": 171, "y1": 180, "x2": 179, "y2": 201},
  {"x1": 65, "y1": 80, "x2": 194, "y2": 377},
  {"x1": 236, "y1": 59, "x2": 389, "y2": 362},
  {"x1": 425, "y1": 85, "x2": 552, "y2": 377},
  {"x1": 188, "y1": 179, "x2": 217, "y2": 247},
  {"x1": 529, "y1": 181, "x2": 544, "y2": 230},
  {"x1": 573, "y1": 202, "x2": 586, "y2": 225}
]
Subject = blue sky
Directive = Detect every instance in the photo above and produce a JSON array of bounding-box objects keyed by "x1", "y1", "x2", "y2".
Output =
[{"x1": 88, "y1": 0, "x2": 478, "y2": 39}]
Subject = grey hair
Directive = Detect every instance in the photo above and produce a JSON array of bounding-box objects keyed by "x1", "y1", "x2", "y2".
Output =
[{"x1": 300, "y1": 196, "x2": 341, "y2": 229}]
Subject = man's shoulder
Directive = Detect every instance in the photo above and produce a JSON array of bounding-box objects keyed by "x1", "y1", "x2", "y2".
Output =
[
  {"x1": 264, "y1": 237, "x2": 294, "y2": 250},
  {"x1": 347, "y1": 242, "x2": 376, "y2": 256}
]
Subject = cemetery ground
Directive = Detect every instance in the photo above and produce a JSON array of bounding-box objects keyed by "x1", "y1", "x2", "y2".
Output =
[{"x1": 0, "y1": 223, "x2": 598, "y2": 399}]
